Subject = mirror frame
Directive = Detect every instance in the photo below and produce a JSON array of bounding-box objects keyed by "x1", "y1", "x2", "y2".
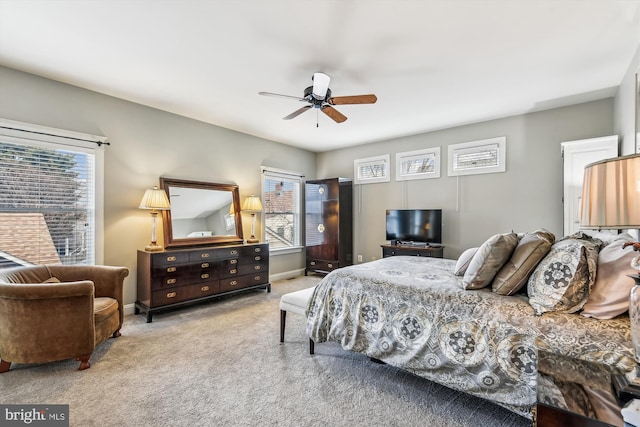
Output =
[{"x1": 160, "y1": 177, "x2": 243, "y2": 248}]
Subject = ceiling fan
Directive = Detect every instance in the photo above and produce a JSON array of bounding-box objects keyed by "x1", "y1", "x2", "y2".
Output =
[{"x1": 259, "y1": 72, "x2": 377, "y2": 124}]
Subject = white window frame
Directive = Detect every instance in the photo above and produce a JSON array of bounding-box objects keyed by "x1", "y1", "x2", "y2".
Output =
[
  {"x1": 0, "y1": 118, "x2": 106, "y2": 265},
  {"x1": 354, "y1": 154, "x2": 390, "y2": 184},
  {"x1": 396, "y1": 147, "x2": 441, "y2": 181},
  {"x1": 447, "y1": 136, "x2": 506, "y2": 176},
  {"x1": 261, "y1": 166, "x2": 304, "y2": 255}
]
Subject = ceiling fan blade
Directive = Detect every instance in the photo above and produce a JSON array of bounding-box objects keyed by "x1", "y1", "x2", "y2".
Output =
[
  {"x1": 328, "y1": 94, "x2": 378, "y2": 105},
  {"x1": 283, "y1": 105, "x2": 312, "y2": 120},
  {"x1": 259, "y1": 92, "x2": 307, "y2": 102},
  {"x1": 321, "y1": 105, "x2": 347, "y2": 123},
  {"x1": 312, "y1": 72, "x2": 331, "y2": 99}
]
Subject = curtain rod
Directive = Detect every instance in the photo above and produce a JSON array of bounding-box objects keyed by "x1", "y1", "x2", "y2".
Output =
[
  {"x1": 0, "y1": 125, "x2": 110, "y2": 147},
  {"x1": 261, "y1": 167, "x2": 304, "y2": 178}
]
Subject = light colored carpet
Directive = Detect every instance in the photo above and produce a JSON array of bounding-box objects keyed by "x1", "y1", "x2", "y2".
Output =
[{"x1": 1, "y1": 275, "x2": 530, "y2": 427}]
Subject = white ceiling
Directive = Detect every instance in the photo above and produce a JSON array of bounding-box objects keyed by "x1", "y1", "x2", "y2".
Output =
[{"x1": 1, "y1": 1, "x2": 639, "y2": 152}]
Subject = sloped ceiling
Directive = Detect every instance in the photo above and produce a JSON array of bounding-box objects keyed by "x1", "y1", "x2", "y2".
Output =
[{"x1": 0, "y1": 0, "x2": 639, "y2": 152}]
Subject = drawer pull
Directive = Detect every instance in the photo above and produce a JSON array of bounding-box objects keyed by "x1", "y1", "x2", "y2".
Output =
[
  {"x1": 310, "y1": 261, "x2": 316, "y2": 266},
  {"x1": 230, "y1": 250, "x2": 238, "y2": 255},
  {"x1": 201, "y1": 262, "x2": 209, "y2": 268},
  {"x1": 166, "y1": 256, "x2": 177, "y2": 262},
  {"x1": 230, "y1": 280, "x2": 238, "y2": 286},
  {"x1": 167, "y1": 267, "x2": 176, "y2": 273},
  {"x1": 254, "y1": 276, "x2": 261, "y2": 281},
  {"x1": 254, "y1": 247, "x2": 262, "y2": 253},
  {"x1": 201, "y1": 273, "x2": 210, "y2": 279},
  {"x1": 230, "y1": 259, "x2": 238, "y2": 265},
  {"x1": 201, "y1": 286, "x2": 210, "y2": 292},
  {"x1": 254, "y1": 265, "x2": 261, "y2": 270},
  {"x1": 254, "y1": 256, "x2": 261, "y2": 261},
  {"x1": 167, "y1": 292, "x2": 177, "y2": 298},
  {"x1": 328, "y1": 263, "x2": 333, "y2": 268},
  {"x1": 166, "y1": 278, "x2": 177, "y2": 285},
  {"x1": 201, "y1": 253, "x2": 210, "y2": 258},
  {"x1": 230, "y1": 269, "x2": 237, "y2": 274}
]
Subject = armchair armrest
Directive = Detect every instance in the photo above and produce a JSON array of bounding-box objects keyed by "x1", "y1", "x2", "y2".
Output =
[{"x1": 0, "y1": 281, "x2": 95, "y2": 364}]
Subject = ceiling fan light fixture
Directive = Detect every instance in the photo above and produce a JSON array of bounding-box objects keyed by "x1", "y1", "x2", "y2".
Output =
[{"x1": 311, "y1": 72, "x2": 331, "y2": 99}]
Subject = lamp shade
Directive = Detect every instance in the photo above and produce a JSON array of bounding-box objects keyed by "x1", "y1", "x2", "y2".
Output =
[
  {"x1": 139, "y1": 186, "x2": 171, "y2": 210},
  {"x1": 242, "y1": 195, "x2": 263, "y2": 212},
  {"x1": 580, "y1": 153, "x2": 640, "y2": 229}
]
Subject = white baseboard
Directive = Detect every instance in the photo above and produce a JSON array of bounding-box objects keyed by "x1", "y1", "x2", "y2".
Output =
[
  {"x1": 124, "y1": 303, "x2": 136, "y2": 316},
  {"x1": 269, "y1": 269, "x2": 306, "y2": 282}
]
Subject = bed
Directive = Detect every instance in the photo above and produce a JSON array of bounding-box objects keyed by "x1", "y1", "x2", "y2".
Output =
[{"x1": 305, "y1": 255, "x2": 633, "y2": 417}]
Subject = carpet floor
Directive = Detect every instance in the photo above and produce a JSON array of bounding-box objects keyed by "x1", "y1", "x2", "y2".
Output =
[{"x1": 1, "y1": 275, "x2": 531, "y2": 427}]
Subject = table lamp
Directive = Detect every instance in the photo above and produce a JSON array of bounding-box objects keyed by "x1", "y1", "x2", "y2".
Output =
[
  {"x1": 580, "y1": 153, "x2": 640, "y2": 396},
  {"x1": 242, "y1": 195, "x2": 263, "y2": 244},
  {"x1": 139, "y1": 186, "x2": 171, "y2": 251}
]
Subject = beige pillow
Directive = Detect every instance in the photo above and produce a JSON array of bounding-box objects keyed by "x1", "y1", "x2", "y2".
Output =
[
  {"x1": 454, "y1": 247, "x2": 478, "y2": 276},
  {"x1": 43, "y1": 277, "x2": 61, "y2": 283},
  {"x1": 581, "y1": 236, "x2": 637, "y2": 319},
  {"x1": 462, "y1": 233, "x2": 519, "y2": 289},
  {"x1": 527, "y1": 233, "x2": 601, "y2": 315},
  {"x1": 492, "y1": 229, "x2": 555, "y2": 295}
]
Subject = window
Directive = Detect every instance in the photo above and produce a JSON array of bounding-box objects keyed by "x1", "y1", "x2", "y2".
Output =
[
  {"x1": 0, "y1": 119, "x2": 105, "y2": 270},
  {"x1": 261, "y1": 167, "x2": 303, "y2": 252},
  {"x1": 354, "y1": 154, "x2": 390, "y2": 184},
  {"x1": 396, "y1": 147, "x2": 441, "y2": 181},
  {"x1": 447, "y1": 137, "x2": 506, "y2": 176}
]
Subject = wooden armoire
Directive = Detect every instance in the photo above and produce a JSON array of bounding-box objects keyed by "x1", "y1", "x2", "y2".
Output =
[{"x1": 305, "y1": 178, "x2": 353, "y2": 275}]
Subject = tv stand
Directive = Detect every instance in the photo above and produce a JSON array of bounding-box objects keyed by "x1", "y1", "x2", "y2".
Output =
[{"x1": 381, "y1": 243, "x2": 444, "y2": 258}]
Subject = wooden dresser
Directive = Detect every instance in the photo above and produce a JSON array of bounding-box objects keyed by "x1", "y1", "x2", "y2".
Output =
[{"x1": 136, "y1": 243, "x2": 269, "y2": 322}]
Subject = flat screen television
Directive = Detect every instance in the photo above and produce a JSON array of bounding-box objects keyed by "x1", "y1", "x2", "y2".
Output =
[{"x1": 385, "y1": 209, "x2": 442, "y2": 244}]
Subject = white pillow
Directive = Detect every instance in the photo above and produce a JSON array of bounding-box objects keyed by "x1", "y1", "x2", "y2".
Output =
[{"x1": 454, "y1": 247, "x2": 478, "y2": 276}]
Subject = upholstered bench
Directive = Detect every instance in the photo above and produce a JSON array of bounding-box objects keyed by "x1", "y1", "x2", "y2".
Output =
[{"x1": 279, "y1": 286, "x2": 316, "y2": 354}]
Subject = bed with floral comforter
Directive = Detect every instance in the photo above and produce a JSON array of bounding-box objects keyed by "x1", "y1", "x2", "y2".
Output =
[{"x1": 305, "y1": 256, "x2": 633, "y2": 417}]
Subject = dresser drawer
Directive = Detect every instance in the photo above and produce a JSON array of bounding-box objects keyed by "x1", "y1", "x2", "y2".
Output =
[
  {"x1": 217, "y1": 246, "x2": 242, "y2": 259},
  {"x1": 238, "y1": 262, "x2": 268, "y2": 275},
  {"x1": 219, "y1": 272, "x2": 268, "y2": 293},
  {"x1": 151, "y1": 282, "x2": 221, "y2": 307},
  {"x1": 307, "y1": 259, "x2": 340, "y2": 272},
  {"x1": 151, "y1": 252, "x2": 189, "y2": 267},
  {"x1": 189, "y1": 249, "x2": 219, "y2": 262},
  {"x1": 242, "y1": 244, "x2": 268, "y2": 256}
]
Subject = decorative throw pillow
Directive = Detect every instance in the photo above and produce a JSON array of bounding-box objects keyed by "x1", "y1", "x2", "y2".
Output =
[
  {"x1": 581, "y1": 235, "x2": 637, "y2": 319},
  {"x1": 43, "y1": 277, "x2": 61, "y2": 283},
  {"x1": 454, "y1": 247, "x2": 478, "y2": 276},
  {"x1": 527, "y1": 233, "x2": 601, "y2": 315},
  {"x1": 462, "y1": 232, "x2": 519, "y2": 289},
  {"x1": 492, "y1": 229, "x2": 555, "y2": 296}
]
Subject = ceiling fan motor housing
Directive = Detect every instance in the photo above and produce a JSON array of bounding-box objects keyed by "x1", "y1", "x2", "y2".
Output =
[{"x1": 305, "y1": 86, "x2": 331, "y2": 105}]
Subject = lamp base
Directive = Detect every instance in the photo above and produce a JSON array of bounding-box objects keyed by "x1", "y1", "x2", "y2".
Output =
[
  {"x1": 614, "y1": 367, "x2": 640, "y2": 401},
  {"x1": 246, "y1": 237, "x2": 259, "y2": 244},
  {"x1": 145, "y1": 243, "x2": 164, "y2": 252}
]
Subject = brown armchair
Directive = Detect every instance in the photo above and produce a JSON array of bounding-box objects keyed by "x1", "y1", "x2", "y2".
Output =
[{"x1": 0, "y1": 264, "x2": 129, "y2": 373}]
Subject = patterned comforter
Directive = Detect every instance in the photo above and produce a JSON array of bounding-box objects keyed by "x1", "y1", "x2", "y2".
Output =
[{"x1": 305, "y1": 256, "x2": 633, "y2": 417}]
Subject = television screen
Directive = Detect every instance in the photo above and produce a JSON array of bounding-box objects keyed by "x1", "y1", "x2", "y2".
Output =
[{"x1": 385, "y1": 209, "x2": 442, "y2": 244}]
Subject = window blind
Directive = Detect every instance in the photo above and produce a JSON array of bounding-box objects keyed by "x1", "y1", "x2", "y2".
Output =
[
  {"x1": 0, "y1": 134, "x2": 100, "y2": 269},
  {"x1": 261, "y1": 168, "x2": 303, "y2": 250}
]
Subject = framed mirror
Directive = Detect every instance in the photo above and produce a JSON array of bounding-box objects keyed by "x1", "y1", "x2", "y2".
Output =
[{"x1": 160, "y1": 177, "x2": 243, "y2": 248}]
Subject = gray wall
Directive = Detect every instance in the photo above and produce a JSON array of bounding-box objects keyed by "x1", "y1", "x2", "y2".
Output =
[
  {"x1": 0, "y1": 66, "x2": 317, "y2": 306},
  {"x1": 317, "y1": 99, "x2": 614, "y2": 263}
]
